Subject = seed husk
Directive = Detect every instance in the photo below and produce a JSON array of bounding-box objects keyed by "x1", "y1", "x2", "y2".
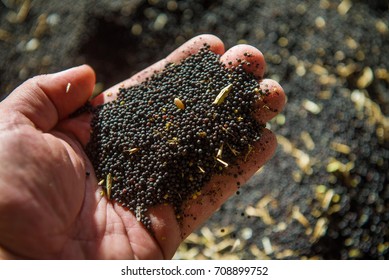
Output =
[
  {"x1": 167, "y1": 137, "x2": 179, "y2": 145},
  {"x1": 174, "y1": 97, "x2": 185, "y2": 110},
  {"x1": 198, "y1": 166, "x2": 205, "y2": 173},
  {"x1": 216, "y1": 143, "x2": 224, "y2": 158},
  {"x1": 227, "y1": 143, "x2": 240, "y2": 156},
  {"x1": 213, "y1": 84, "x2": 232, "y2": 105},
  {"x1": 135, "y1": 206, "x2": 142, "y2": 221},
  {"x1": 245, "y1": 144, "x2": 254, "y2": 162},
  {"x1": 125, "y1": 147, "x2": 140, "y2": 154},
  {"x1": 216, "y1": 157, "x2": 229, "y2": 168},
  {"x1": 106, "y1": 173, "x2": 112, "y2": 199},
  {"x1": 66, "y1": 82, "x2": 71, "y2": 93}
]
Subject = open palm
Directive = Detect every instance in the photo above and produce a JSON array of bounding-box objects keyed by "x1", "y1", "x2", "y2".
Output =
[{"x1": 0, "y1": 35, "x2": 285, "y2": 259}]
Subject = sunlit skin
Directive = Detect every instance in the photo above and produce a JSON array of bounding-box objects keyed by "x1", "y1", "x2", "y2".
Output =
[{"x1": 0, "y1": 35, "x2": 285, "y2": 259}]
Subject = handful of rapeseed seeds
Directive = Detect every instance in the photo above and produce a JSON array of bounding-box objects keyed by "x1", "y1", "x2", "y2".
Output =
[{"x1": 86, "y1": 45, "x2": 265, "y2": 231}]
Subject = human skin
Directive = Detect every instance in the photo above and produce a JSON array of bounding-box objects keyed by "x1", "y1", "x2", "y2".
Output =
[{"x1": 0, "y1": 34, "x2": 285, "y2": 259}]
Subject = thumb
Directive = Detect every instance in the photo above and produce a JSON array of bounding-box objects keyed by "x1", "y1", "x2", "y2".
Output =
[{"x1": 0, "y1": 65, "x2": 95, "y2": 132}]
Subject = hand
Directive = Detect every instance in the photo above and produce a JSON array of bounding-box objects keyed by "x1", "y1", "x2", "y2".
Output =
[{"x1": 0, "y1": 35, "x2": 285, "y2": 259}]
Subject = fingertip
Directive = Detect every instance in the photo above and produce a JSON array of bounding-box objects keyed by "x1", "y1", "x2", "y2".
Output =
[
  {"x1": 253, "y1": 79, "x2": 286, "y2": 124},
  {"x1": 196, "y1": 34, "x2": 225, "y2": 55},
  {"x1": 220, "y1": 44, "x2": 266, "y2": 79},
  {"x1": 166, "y1": 34, "x2": 225, "y2": 62},
  {"x1": 46, "y1": 64, "x2": 96, "y2": 117},
  {"x1": 1, "y1": 65, "x2": 96, "y2": 131},
  {"x1": 80, "y1": 64, "x2": 97, "y2": 91}
]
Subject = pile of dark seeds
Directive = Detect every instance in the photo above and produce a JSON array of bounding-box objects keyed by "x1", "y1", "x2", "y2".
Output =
[{"x1": 86, "y1": 46, "x2": 264, "y2": 230}]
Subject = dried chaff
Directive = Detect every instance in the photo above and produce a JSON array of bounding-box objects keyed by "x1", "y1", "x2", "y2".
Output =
[
  {"x1": 106, "y1": 173, "x2": 112, "y2": 199},
  {"x1": 66, "y1": 82, "x2": 71, "y2": 93},
  {"x1": 213, "y1": 84, "x2": 232, "y2": 105},
  {"x1": 124, "y1": 147, "x2": 140, "y2": 154},
  {"x1": 174, "y1": 97, "x2": 185, "y2": 110}
]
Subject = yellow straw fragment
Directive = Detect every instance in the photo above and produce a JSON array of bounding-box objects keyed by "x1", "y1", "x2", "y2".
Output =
[{"x1": 213, "y1": 84, "x2": 232, "y2": 105}]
